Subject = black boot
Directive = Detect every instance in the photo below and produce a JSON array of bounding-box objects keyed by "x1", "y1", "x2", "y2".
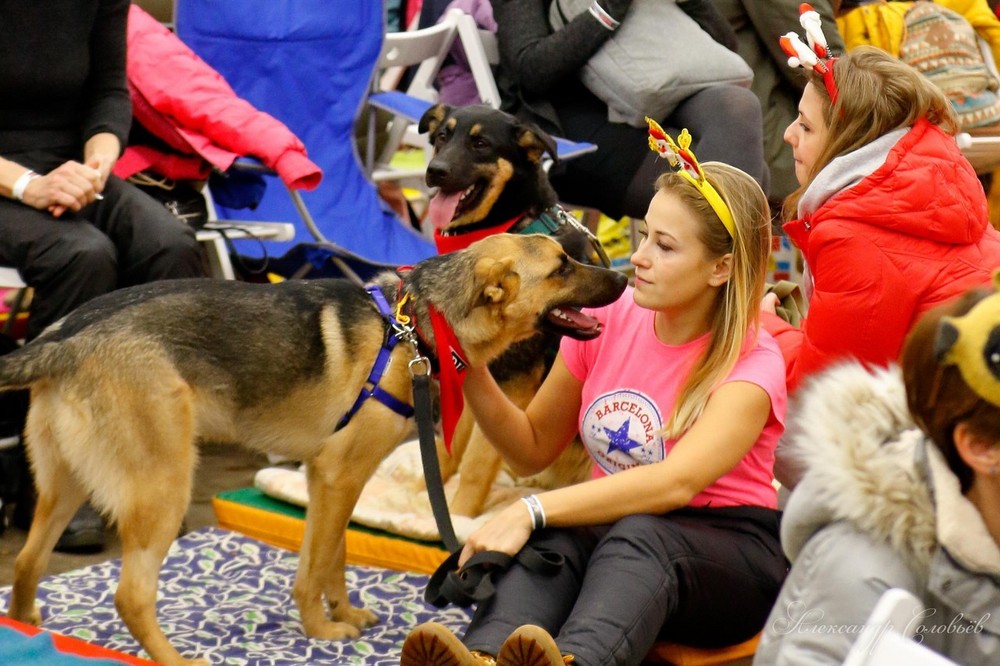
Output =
[{"x1": 54, "y1": 503, "x2": 106, "y2": 553}]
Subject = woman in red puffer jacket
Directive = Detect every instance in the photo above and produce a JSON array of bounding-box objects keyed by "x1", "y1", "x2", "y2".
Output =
[{"x1": 763, "y1": 45, "x2": 1000, "y2": 394}]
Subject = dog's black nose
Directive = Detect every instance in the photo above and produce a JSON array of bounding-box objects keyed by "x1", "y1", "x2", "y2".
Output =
[{"x1": 425, "y1": 160, "x2": 449, "y2": 186}]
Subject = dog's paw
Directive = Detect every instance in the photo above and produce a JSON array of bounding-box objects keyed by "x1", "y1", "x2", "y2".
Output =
[
  {"x1": 302, "y1": 618, "x2": 364, "y2": 641},
  {"x1": 8, "y1": 604, "x2": 42, "y2": 627},
  {"x1": 334, "y1": 606, "x2": 379, "y2": 630}
]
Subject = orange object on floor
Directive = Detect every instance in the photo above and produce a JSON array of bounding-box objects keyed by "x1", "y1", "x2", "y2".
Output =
[
  {"x1": 0, "y1": 616, "x2": 161, "y2": 665},
  {"x1": 212, "y1": 488, "x2": 449, "y2": 574},
  {"x1": 643, "y1": 632, "x2": 759, "y2": 666}
]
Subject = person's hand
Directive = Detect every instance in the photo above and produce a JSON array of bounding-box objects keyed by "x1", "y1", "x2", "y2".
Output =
[
  {"x1": 760, "y1": 291, "x2": 779, "y2": 315},
  {"x1": 85, "y1": 153, "x2": 115, "y2": 191},
  {"x1": 21, "y1": 160, "x2": 102, "y2": 218},
  {"x1": 597, "y1": 0, "x2": 633, "y2": 23},
  {"x1": 458, "y1": 499, "x2": 534, "y2": 567}
]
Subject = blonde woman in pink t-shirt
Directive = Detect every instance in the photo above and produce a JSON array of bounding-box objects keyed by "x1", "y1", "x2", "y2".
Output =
[{"x1": 402, "y1": 125, "x2": 788, "y2": 666}]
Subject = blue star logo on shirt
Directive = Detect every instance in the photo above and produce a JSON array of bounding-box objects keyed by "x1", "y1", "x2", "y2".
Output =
[{"x1": 604, "y1": 419, "x2": 641, "y2": 455}]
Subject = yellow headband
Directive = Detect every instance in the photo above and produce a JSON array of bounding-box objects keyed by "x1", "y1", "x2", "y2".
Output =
[{"x1": 645, "y1": 118, "x2": 735, "y2": 239}]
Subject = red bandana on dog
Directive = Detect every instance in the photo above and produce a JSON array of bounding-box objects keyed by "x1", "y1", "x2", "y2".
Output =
[
  {"x1": 433, "y1": 216, "x2": 521, "y2": 254},
  {"x1": 427, "y1": 304, "x2": 469, "y2": 453}
]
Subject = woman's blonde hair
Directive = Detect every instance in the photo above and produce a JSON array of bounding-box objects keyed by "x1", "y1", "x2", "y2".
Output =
[
  {"x1": 656, "y1": 162, "x2": 772, "y2": 438},
  {"x1": 784, "y1": 45, "x2": 958, "y2": 221}
]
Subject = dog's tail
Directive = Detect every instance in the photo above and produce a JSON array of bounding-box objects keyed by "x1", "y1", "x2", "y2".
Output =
[{"x1": 0, "y1": 342, "x2": 62, "y2": 390}]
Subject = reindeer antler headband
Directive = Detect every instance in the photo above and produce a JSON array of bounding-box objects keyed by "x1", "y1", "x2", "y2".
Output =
[
  {"x1": 646, "y1": 118, "x2": 735, "y2": 239},
  {"x1": 779, "y1": 3, "x2": 838, "y2": 104}
]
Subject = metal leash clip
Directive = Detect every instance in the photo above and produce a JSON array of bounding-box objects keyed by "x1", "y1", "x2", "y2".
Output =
[
  {"x1": 553, "y1": 206, "x2": 612, "y2": 269},
  {"x1": 391, "y1": 321, "x2": 431, "y2": 377}
]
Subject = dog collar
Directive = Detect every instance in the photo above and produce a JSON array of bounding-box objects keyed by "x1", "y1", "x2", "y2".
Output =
[
  {"x1": 434, "y1": 206, "x2": 610, "y2": 268},
  {"x1": 392, "y1": 276, "x2": 468, "y2": 453},
  {"x1": 433, "y1": 216, "x2": 522, "y2": 254},
  {"x1": 334, "y1": 285, "x2": 416, "y2": 432},
  {"x1": 530, "y1": 206, "x2": 612, "y2": 268}
]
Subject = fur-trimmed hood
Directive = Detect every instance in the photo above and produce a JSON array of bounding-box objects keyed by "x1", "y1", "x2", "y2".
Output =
[
  {"x1": 780, "y1": 363, "x2": 1000, "y2": 580},
  {"x1": 780, "y1": 364, "x2": 936, "y2": 574},
  {"x1": 758, "y1": 362, "x2": 1000, "y2": 664}
]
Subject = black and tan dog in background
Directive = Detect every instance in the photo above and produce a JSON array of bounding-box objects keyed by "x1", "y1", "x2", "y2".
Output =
[
  {"x1": 418, "y1": 103, "x2": 610, "y2": 516},
  {"x1": 0, "y1": 233, "x2": 627, "y2": 666}
]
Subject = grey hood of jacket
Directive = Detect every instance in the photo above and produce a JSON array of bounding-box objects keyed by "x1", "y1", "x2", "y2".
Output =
[{"x1": 754, "y1": 363, "x2": 1000, "y2": 665}]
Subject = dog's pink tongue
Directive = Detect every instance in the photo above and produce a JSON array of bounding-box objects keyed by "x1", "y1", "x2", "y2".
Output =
[{"x1": 427, "y1": 191, "x2": 463, "y2": 230}]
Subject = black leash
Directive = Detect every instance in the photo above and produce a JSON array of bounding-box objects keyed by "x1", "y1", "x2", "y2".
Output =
[
  {"x1": 373, "y1": 279, "x2": 461, "y2": 555},
  {"x1": 401, "y1": 294, "x2": 564, "y2": 607},
  {"x1": 411, "y1": 371, "x2": 461, "y2": 553},
  {"x1": 425, "y1": 541, "x2": 565, "y2": 607}
]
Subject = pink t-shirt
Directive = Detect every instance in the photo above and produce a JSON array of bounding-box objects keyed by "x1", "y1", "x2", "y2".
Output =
[{"x1": 560, "y1": 287, "x2": 786, "y2": 509}]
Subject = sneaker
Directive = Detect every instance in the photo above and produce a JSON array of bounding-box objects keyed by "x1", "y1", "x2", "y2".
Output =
[
  {"x1": 54, "y1": 503, "x2": 106, "y2": 553},
  {"x1": 496, "y1": 625, "x2": 573, "y2": 666},
  {"x1": 401, "y1": 622, "x2": 495, "y2": 666}
]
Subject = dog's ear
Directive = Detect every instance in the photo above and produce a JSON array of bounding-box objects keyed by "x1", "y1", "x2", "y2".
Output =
[
  {"x1": 474, "y1": 256, "x2": 521, "y2": 307},
  {"x1": 419, "y1": 103, "x2": 451, "y2": 135},
  {"x1": 516, "y1": 122, "x2": 558, "y2": 165}
]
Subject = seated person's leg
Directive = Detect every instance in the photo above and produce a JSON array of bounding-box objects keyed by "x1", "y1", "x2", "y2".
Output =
[
  {"x1": 91, "y1": 176, "x2": 205, "y2": 286},
  {"x1": 0, "y1": 199, "x2": 118, "y2": 341},
  {"x1": 547, "y1": 88, "x2": 650, "y2": 221},
  {"x1": 0, "y1": 200, "x2": 119, "y2": 547},
  {"x1": 669, "y1": 85, "x2": 771, "y2": 195}
]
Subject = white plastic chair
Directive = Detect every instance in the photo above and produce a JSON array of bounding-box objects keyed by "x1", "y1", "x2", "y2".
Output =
[
  {"x1": 366, "y1": 9, "x2": 597, "y2": 184},
  {"x1": 842, "y1": 588, "x2": 959, "y2": 666},
  {"x1": 366, "y1": 11, "x2": 462, "y2": 183}
]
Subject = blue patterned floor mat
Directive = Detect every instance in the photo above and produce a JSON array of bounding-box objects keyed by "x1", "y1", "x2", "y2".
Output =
[{"x1": 0, "y1": 527, "x2": 472, "y2": 665}]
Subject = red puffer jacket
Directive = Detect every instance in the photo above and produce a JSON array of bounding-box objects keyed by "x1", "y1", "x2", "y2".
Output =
[
  {"x1": 763, "y1": 118, "x2": 1000, "y2": 392},
  {"x1": 113, "y1": 5, "x2": 321, "y2": 191}
]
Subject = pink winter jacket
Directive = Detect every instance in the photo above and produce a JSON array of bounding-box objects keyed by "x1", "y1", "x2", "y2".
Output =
[
  {"x1": 763, "y1": 118, "x2": 1000, "y2": 392},
  {"x1": 113, "y1": 6, "x2": 322, "y2": 190}
]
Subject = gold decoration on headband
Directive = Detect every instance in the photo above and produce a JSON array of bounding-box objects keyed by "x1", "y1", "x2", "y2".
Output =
[
  {"x1": 935, "y1": 271, "x2": 1000, "y2": 408},
  {"x1": 645, "y1": 118, "x2": 735, "y2": 238}
]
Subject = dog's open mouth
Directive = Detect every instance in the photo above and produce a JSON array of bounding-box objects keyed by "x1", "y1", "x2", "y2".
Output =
[
  {"x1": 427, "y1": 182, "x2": 487, "y2": 230},
  {"x1": 544, "y1": 306, "x2": 603, "y2": 340}
]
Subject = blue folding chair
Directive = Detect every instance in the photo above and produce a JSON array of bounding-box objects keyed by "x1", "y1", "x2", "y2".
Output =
[{"x1": 174, "y1": 0, "x2": 435, "y2": 277}]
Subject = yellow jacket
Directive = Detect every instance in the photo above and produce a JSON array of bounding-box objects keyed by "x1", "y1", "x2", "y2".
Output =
[{"x1": 837, "y1": 0, "x2": 1000, "y2": 71}]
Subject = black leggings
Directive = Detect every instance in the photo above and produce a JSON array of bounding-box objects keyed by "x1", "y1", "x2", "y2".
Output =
[{"x1": 462, "y1": 505, "x2": 787, "y2": 666}]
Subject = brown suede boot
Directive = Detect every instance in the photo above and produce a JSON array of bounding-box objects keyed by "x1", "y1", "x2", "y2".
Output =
[
  {"x1": 496, "y1": 625, "x2": 574, "y2": 666},
  {"x1": 401, "y1": 622, "x2": 496, "y2": 666}
]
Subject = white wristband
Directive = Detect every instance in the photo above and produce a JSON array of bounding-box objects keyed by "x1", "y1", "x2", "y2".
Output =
[
  {"x1": 11, "y1": 170, "x2": 40, "y2": 202},
  {"x1": 588, "y1": 1, "x2": 620, "y2": 31},
  {"x1": 521, "y1": 494, "x2": 547, "y2": 531}
]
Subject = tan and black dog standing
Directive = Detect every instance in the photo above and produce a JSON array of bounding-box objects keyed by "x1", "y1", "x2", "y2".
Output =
[{"x1": 0, "y1": 233, "x2": 627, "y2": 666}]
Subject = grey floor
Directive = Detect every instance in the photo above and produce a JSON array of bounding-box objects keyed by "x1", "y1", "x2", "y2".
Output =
[{"x1": 0, "y1": 441, "x2": 267, "y2": 586}]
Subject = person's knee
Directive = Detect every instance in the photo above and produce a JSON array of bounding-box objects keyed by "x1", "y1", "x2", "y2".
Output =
[
  {"x1": 49, "y1": 230, "x2": 118, "y2": 285},
  {"x1": 601, "y1": 514, "x2": 671, "y2": 556},
  {"x1": 160, "y1": 227, "x2": 201, "y2": 262},
  {"x1": 706, "y1": 86, "x2": 763, "y2": 129},
  {"x1": 147, "y1": 225, "x2": 205, "y2": 279}
]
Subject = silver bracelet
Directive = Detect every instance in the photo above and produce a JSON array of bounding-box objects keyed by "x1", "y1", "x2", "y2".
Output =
[
  {"x1": 11, "y1": 169, "x2": 40, "y2": 202},
  {"x1": 588, "y1": 1, "x2": 620, "y2": 31},
  {"x1": 520, "y1": 494, "x2": 547, "y2": 531}
]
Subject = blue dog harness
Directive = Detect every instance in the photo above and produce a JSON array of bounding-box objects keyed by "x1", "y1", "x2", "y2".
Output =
[{"x1": 334, "y1": 285, "x2": 415, "y2": 432}]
